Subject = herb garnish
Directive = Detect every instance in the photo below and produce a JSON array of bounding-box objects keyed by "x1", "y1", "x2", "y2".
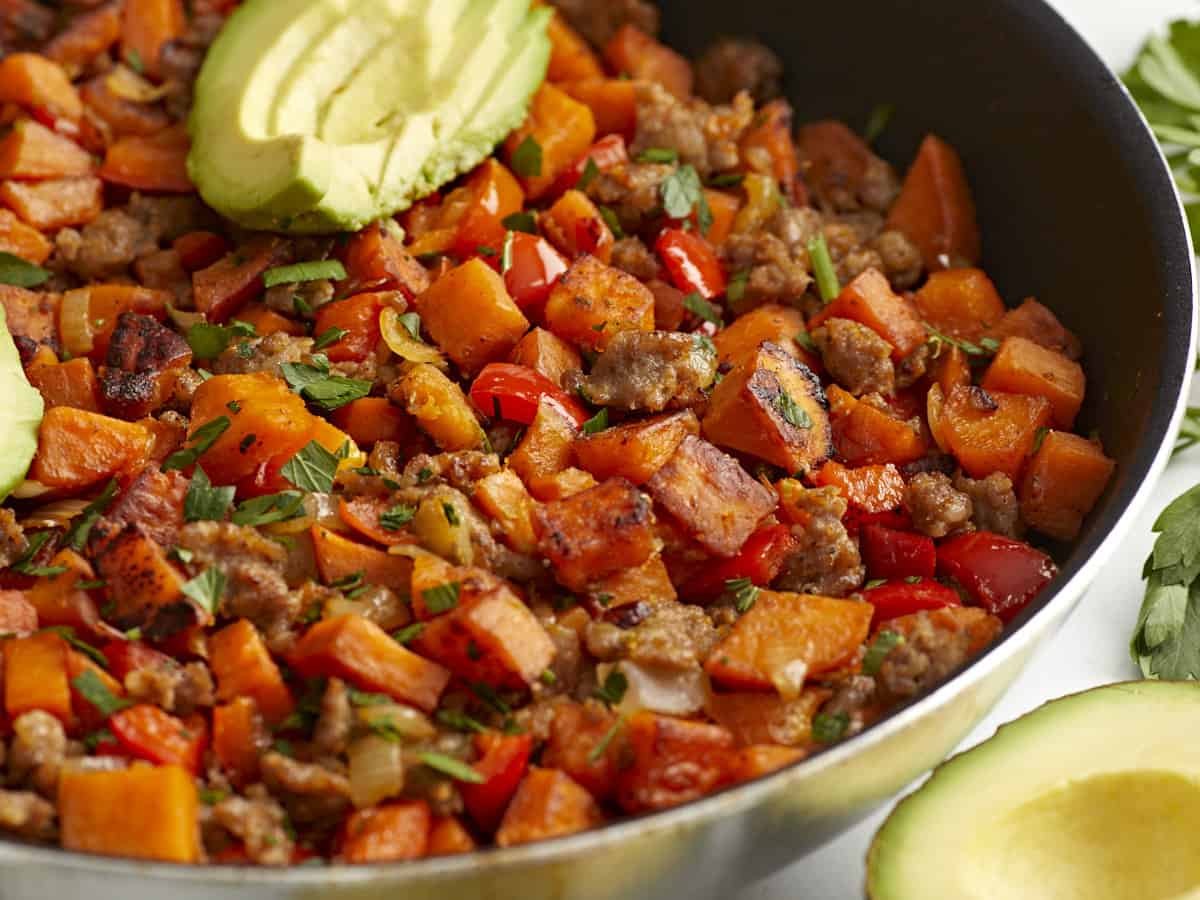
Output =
[
  {"x1": 594, "y1": 670, "x2": 628, "y2": 707},
  {"x1": 12, "y1": 532, "x2": 64, "y2": 577},
  {"x1": 511, "y1": 135, "x2": 543, "y2": 177},
  {"x1": 863, "y1": 103, "x2": 895, "y2": 145},
  {"x1": 181, "y1": 568, "x2": 226, "y2": 616},
  {"x1": 281, "y1": 440, "x2": 340, "y2": 493},
  {"x1": 64, "y1": 479, "x2": 118, "y2": 551},
  {"x1": 422, "y1": 582, "x2": 461, "y2": 614},
  {"x1": 811, "y1": 712, "x2": 849, "y2": 743},
  {"x1": 280, "y1": 355, "x2": 371, "y2": 412},
  {"x1": 392, "y1": 622, "x2": 424, "y2": 645},
  {"x1": 581, "y1": 409, "x2": 609, "y2": 435},
  {"x1": 72, "y1": 669, "x2": 131, "y2": 718},
  {"x1": 312, "y1": 326, "x2": 348, "y2": 351},
  {"x1": 588, "y1": 717, "x2": 625, "y2": 763},
  {"x1": 419, "y1": 751, "x2": 484, "y2": 784},
  {"x1": 231, "y1": 491, "x2": 305, "y2": 527},
  {"x1": 724, "y1": 577, "x2": 761, "y2": 614},
  {"x1": 807, "y1": 234, "x2": 840, "y2": 303},
  {"x1": 597, "y1": 205, "x2": 625, "y2": 239},
  {"x1": 862, "y1": 631, "x2": 905, "y2": 676},
  {"x1": 0, "y1": 252, "x2": 50, "y2": 288},
  {"x1": 576, "y1": 157, "x2": 601, "y2": 192},
  {"x1": 262, "y1": 260, "x2": 346, "y2": 288},
  {"x1": 380, "y1": 503, "x2": 417, "y2": 531},
  {"x1": 925, "y1": 325, "x2": 1000, "y2": 359},
  {"x1": 661, "y1": 164, "x2": 712, "y2": 234},
  {"x1": 186, "y1": 320, "x2": 257, "y2": 361},
  {"x1": 637, "y1": 147, "x2": 679, "y2": 164},
  {"x1": 776, "y1": 390, "x2": 813, "y2": 429},
  {"x1": 683, "y1": 291, "x2": 721, "y2": 325},
  {"x1": 502, "y1": 211, "x2": 538, "y2": 234},
  {"x1": 183, "y1": 466, "x2": 234, "y2": 523},
  {"x1": 162, "y1": 416, "x2": 231, "y2": 472}
]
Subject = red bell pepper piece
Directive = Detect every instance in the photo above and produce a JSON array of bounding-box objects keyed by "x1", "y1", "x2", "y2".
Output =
[
  {"x1": 469, "y1": 363, "x2": 589, "y2": 428},
  {"x1": 860, "y1": 524, "x2": 936, "y2": 581},
  {"x1": 863, "y1": 579, "x2": 961, "y2": 624},
  {"x1": 503, "y1": 232, "x2": 570, "y2": 309},
  {"x1": 460, "y1": 731, "x2": 533, "y2": 833},
  {"x1": 109, "y1": 704, "x2": 207, "y2": 774},
  {"x1": 655, "y1": 228, "x2": 727, "y2": 299},
  {"x1": 551, "y1": 134, "x2": 629, "y2": 197},
  {"x1": 101, "y1": 639, "x2": 175, "y2": 682},
  {"x1": 936, "y1": 531, "x2": 1057, "y2": 623},
  {"x1": 683, "y1": 524, "x2": 797, "y2": 599}
]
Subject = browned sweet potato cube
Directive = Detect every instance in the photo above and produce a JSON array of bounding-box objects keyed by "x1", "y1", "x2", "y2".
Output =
[{"x1": 544, "y1": 255, "x2": 655, "y2": 350}]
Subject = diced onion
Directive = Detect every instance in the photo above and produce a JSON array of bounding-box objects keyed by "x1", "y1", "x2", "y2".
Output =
[
  {"x1": 927, "y1": 384, "x2": 950, "y2": 454},
  {"x1": 356, "y1": 703, "x2": 437, "y2": 743},
  {"x1": 59, "y1": 289, "x2": 94, "y2": 357},
  {"x1": 347, "y1": 735, "x2": 405, "y2": 809},
  {"x1": 412, "y1": 495, "x2": 473, "y2": 565},
  {"x1": 380, "y1": 307, "x2": 445, "y2": 367},
  {"x1": 21, "y1": 497, "x2": 91, "y2": 530},
  {"x1": 768, "y1": 658, "x2": 809, "y2": 701},
  {"x1": 605, "y1": 661, "x2": 712, "y2": 717},
  {"x1": 166, "y1": 303, "x2": 206, "y2": 330},
  {"x1": 11, "y1": 480, "x2": 53, "y2": 500},
  {"x1": 105, "y1": 65, "x2": 177, "y2": 103}
]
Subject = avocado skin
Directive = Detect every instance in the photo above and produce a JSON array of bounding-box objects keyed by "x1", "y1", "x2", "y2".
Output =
[
  {"x1": 0, "y1": 306, "x2": 44, "y2": 501},
  {"x1": 187, "y1": 0, "x2": 552, "y2": 234}
]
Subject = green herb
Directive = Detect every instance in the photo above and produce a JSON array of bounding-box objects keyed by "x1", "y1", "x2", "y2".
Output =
[
  {"x1": 393, "y1": 622, "x2": 424, "y2": 645},
  {"x1": 581, "y1": 408, "x2": 609, "y2": 435},
  {"x1": 231, "y1": 491, "x2": 305, "y2": 527},
  {"x1": 169, "y1": 546, "x2": 195, "y2": 564},
  {"x1": 500, "y1": 230, "x2": 516, "y2": 275},
  {"x1": 637, "y1": 147, "x2": 679, "y2": 164},
  {"x1": 862, "y1": 631, "x2": 905, "y2": 676},
  {"x1": 183, "y1": 466, "x2": 235, "y2": 523},
  {"x1": 419, "y1": 751, "x2": 484, "y2": 784},
  {"x1": 199, "y1": 788, "x2": 227, "y2": 806},
  {"x1": 312, "y1": 326, "x2": 348, "y2": 350},
  {"x1": 511, "y1": 135, "x2": 543, "y2": 177},
  {"x1": 707, "y1": 172, "x2": 745, "y2": 188},
  {"x1": 380, "y1": 503, "x2": 417, "y2": 531},
  {"x1": 904, "y1": 575, "x2": 923, "y2": 584},
  {"x1": 863, "y1": 103, "x2": 895, "y2": 145},
  {"x1": 1176, "y1": 408, "x2": 1200, "y2": 455},
  {"x1": 435, "y1": 709, "x2": 486, "y2": 734},
  {"x1": 726, "y1": 268, "x2": 750, "y2": 305},
  {"x1": 422, "y1": 581, "x2": 461, "y2": 614},
  {"x1": 83, "y1": 728, "x2": 114, "y2": 752},
  {"x1": 186, "y1": 321, "x2": 256, "y2": 361},
  {"x1": 794, "y1": 331, "x2": 817, "y2": 354},
  {"x1": 272, "y1": 739, "x2": 294, "y2": 757},
  {"x1": 807, "y1": 234, "x2": 840, "y2": 303},
  {"x1": 595, "y1": 592, "x2": 614, "y2": 608},
  {"x1": 1031, "y1": 427, "x2": 1050, "y2": 456},
  {"x1": 587, "y1": 716, "x2": 625, "y2": 763},
  {"x1": 0, "y1": 252, "x2": 50, "y2": 288},
  {"x1": 661, "y1": 164, "x2": 712, "y2": 234},
  {"x1": 347, "y1": 689, "x2": 392, "y2": 707},
  {"x1": 501, "y1": 211, "x2": 537, "y2": 234},
  {"x1": 45, "y1": 626, "x2": 108, "y2": 668},
  {"x1": 594, "y1": 669, "x2": 628, "y2": 707},
  {"x1": 597, "y1": 204, "x2": 625, "y2": 239},
  {"x1": 281, "y1": 356, "x2": 371, "y2": 412},
  {"x1": 64, "y1": 479, "x2": 118, "y2": 551},
  {"x1": 262, "y1": 260, "x2": 346, "y2": 288},
  {"x1": 416, "y1": 466, "x2": 434, "y2": 483},
  {"x1": 162, "y1": 416, "x2": 231, "y2": 472},
  {"x1": 442, "y1": 502, "x2": 460, "y2": 527},
  {"x1": 181, "y1": 568, "x2": 226, "y2": 616},
  {"x1": 293, "y1": 295, "x2": 313, "y2": 316},
  {"x1": 683, "y1": 291, "x2": 721, "y2": 325},
  {"x1": 811, "y1": 712, "x2": 849, "y2": 743},
  {"x1": 471, "y1": 682, "x2": 511, "y2": 715},
  {"x1": 281, "y1": 440, "x2": 339, "y2": 493},
  {"x1": 329, "y1": 572, "x2": 364, "y2": 593},
  {"x1": 924, "y1": 324, "x2": 1000, "y2": 359},
  {"x1": 724, "y1": 577, "x2": 760, "y2": 614},
  {"x1": 576, "y1": 157, "x2": 601, "y2": 192},
  {"x1": 398, "y1": 312, "x2": 422, "y2": 340},
  {"x1": 476, "y1": 245, "x2": 497, "y2": 257},
  {"x1": 126, "y1": 47, "x2": 144, "y2": 74},
  {"x1": 235, "y1": 341, "x2": 254, "y2": 359},
  {"x1": 75, "y1": 579, "x2": 107, "y2": 590},
  {"x1": 864, "y1": 578, "x2": 887, "y2": 590},
  {"x1": 227, "y1": 400, "x2": 242, "y2": 413},
  {"x1": 693, "y1": 333, "x2": 717, "y2": 358},
  {"x1": 12, "y1": 532, "x2": 64, "y2": 577},
  {"x1": 776, "y1": 390, "x2": 812, "y2": 429},
  {"x1": 539, "y1": 669, "x2": 558, "y2": 686},
  {"x1": 71, "y1": 669, "x2": 131, "y2": 718}
]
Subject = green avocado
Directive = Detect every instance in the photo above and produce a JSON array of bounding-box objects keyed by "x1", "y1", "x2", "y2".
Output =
[
  {"x1": 0, "y1": 306, "x2": 44, "y2": 501},
  {"x1": 187, "y1": 0, "x2": 552, "y2": 234},
  {"x1": 867, "y1": 681, "x2": 1200, "y2": 900}
]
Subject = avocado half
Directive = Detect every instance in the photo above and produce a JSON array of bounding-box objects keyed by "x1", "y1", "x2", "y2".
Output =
[
  {"x1": 187, "y1": 0, "x2": 552, "y2": 234},
  {"x1": 0, "y1": 306, "x2": 43, "y2": 501},
  {"x1": 867, "y1": 681, "x2": 1200, "y2": 900}
]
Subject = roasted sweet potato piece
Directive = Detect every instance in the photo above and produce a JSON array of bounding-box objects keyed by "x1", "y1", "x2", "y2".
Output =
[
  {"x1": 509, "y1": 326, "x2": 582, "y2": 388},
  {"x1": 0, "y1": 53, "x2": 83, "y2": 122},
  {"x1": 60, "y1": 765, "x2": 200, "y2": 863},
  {"x1": 30, "y1": 407, "x2": 151, "y2": 490},
  {"x1": 24, "y1": 549, "x2": 105, "y2": 635},
  {"x1": 99, "y1": 311, "x2": 192, "y2": 419},
  {"x1": 210, "y1": 619, "x2": 294, "y2": 725},
  {"x1": 44, "y1": 4, "x2": 122, "y2": 76},
  {"x1": 509, "y1": 396, "x2": 577, "y2": 498},
  {"x1": 428, "y1": 816, "x2": 477, "y2": 856},
  {"x1": 929, "y1": 344, "x2": 971, "y2": 395},
  {"x1": 98, "y1": 126, "x2": 193, "y2": 193},
  {"x1": 646, "y1": 435, "x2": 776, "y2": 557},
  {"x1": 212, "y1": 696, "x2": 269, "y2": 788},
  {"x1": 0, "y1": 119, "x2": 94, "y2": 179},
  {"x1": 534, "y1": 477, "x2": 657, "y2": 590},
  {"x1": 311, "y1": 525, "x2": 413, "y2": 593},
  {"x1": 981, "y1": 336, "x2": 1086, "y2": 429},
  {"x1": 703, "y1": 342, "x2": 833, "y2": 474},
  {"x1": 812, "y1": 461, "x2": 905, "y2": 514},
  {"x1": 981, "y1": 298, "x2": 1082, "y2": 361},
  {"x1": 330, "y1": 397, "x2": 415, "y2": 450},
  {"x1": 913, "y1": 268, "x2": 1006, "y2": 342},
  {"x1": 312, "y1": 292, "x2": 386, "y2": 363},
  {"x1": 60, "y1": 283, "x2": 171, "y2": 361},
  {"x1": 712, "y1": 303, "x2": 817, "y2": 370},
  {"x1": 542, "y1": 702, "x2": 623, "y2": 802},
  {"x1": 119, "y1": 0, "x2": 184, "y2": 80},
  {"x1": 338, "y1": 221, "x2": 430, "y2": 299},
  {"x1": 705, "y1": 591, "x2": 874, "y2": 691},
  {"x1": 1, "y1": 285, "x2": 57, "y2": 342},
  {"x1": 616, "y1": 713, "x2": 736, "y2": 813},
  {"x1": 96, "y1": 524, "x2": 194, "y2": 638},
  {"x1": 0, "y1": 208, "x2": 51, "y2": 263},
  {"x1": 193, "y1": 234, "x2": 289, "y2": 323},
  {"x1": 561, "y1": 80, "x2": 638, "y2": 140},
  {"x1": 235, "y1": 303, "x2": 305, "y2": 338},
  {"x1": 544, "y1": 6, "x2": 604, "y2": 82},
  {"x1": 340, "y1": 801, "x2": 431, "y2": 864},
  {"x1": 66, "y1": 646, "x2": 124, "y2": 731},
  {"x1": 826, "y1": 385, "x2": 927, "y2": 467},
  {"x1": 544, "y1": 255, "x2": 656, "y2": 351},
  {"x1": 604, "y1": 25, "x2": 693, "y2": 99},
  {"x1": 940, "y1": 385, "x2": 1053, "y2": 480},
  {"x1": 1018, "y1": 430, "x2": 1115, "y2": 541},
  {"x1": 390, "y1": 363, "x2": 485, "y2": 452},
  {"x1": 27, "y1": 356, "x2": 102, "y2": 412},
  {"x1": 809, "y1": 268, "x2": 926, "y2": 360},
  {"x1": 0, "y1": 175, "x2": 104, "y2": 230},
  {"x1": 473, "y1": 470, "x2": 539, "y2": 555},
  {"x1": 886, "y1": 134, "x2": 981, "y2": 270},
  {"x1": 414, "y1": 258, "x2": 529, "y2": 375},
  {"x1": 505, "y1": 83, "x2": 597, "y2": 202},
  {"x1": 574, "y1": 410, "x2": 698, "y2": 485},
  {"x1": 289, "y1": 614, "x2": 450, "y2": 713},
  {"x1": 90, "y1": 466, "x2": 186, "y2": 551},
  {"x1": 707, "y1": 689, "x2": 831, "y2": 747},
  {"x1": 542, "y1": 189, "x2": 614, "y2": 263},
  {"x1": 496, "y1": 768, "x2": 604, "y2": 847},
  {"x1": 4, "y1": 630, "x2": 71, "y2": 722},
  {"x1": 583, "y1": 553, "x2": 676, "y2": 612}
]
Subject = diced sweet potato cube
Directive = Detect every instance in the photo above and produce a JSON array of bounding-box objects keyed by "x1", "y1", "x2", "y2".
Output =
[
  {"x1": 733, "y1": 745, "x2": 806, "y2": 781},
  {"x1": 66, "y1": 646, "x2": 124, "y2": 731},
  {"x1": 940, "y1": 385, "x2": 1053, "y2": 480},
  {"x1": 530, "y1": 467, "x2": 596, "y2": 500},
  {"x1": 913, "y1": 268, "x2": 1006, "y2": 342},
  {"x1": 574, "y1": 409, "x2": 698, "y2": 485},
  {"x1": 44, "y1": 5, "x2": 122, "y2": 76},
  {"x1": 510, "y1": 396, "x2": 577, "y2": 497},
  {"x1": 59, "y1": 765, "x2": 200, "y2": 863},
  {"x1": 192, "y1": 234, "x2": 289, "y2": 323},
  {"x1": 826, "y1": 385, "x2": 928, "y2": 467},
  {"x1": 415, "y1": 258, "x2": 529, "y2": 376},
  {"x1": 544, "y1": 255, "x2": 655, "y2": 351},
  {"x1": 561, "y1": 79, "x2": 637, "y2": 140},
  {"x1": 712, "y1": 303, "x2": 817, "y2": 369},
  {"x1": 1, "y1": 175, "x2": 103, "y2": 230},
  {"x1": 509, "y1": 326, "x2": 582, "y2": 388},
  {"x1": 289, "y1": 614, "x2": 450, "y2": 713},
  {"x1": 707, "y1": 689, "x2": 831, "y2": 747},
  {"x1": 604, "y1": 25, "x2": 693, "y2": 100},
  {"x1": 930, "y1": 344, "x2": 971, "y2": 394},
  {"x1": 209, "y1": 619, "x2": 294, "y2": 725},
  {"x1": 542, "y1": 189, "x2": 614, "y2": 263},
  {"x1": 616, "y1": 713, "x2": 735, "y2": 813},
  {"x1": 584, "y1": 553, "x2": 676, "y2": 613},
  {"x1": 389, "y1": 363, "x2": 484, "y2": 452},
  {"x1": 886, "y1": 134, "x2": 981, "y2": 269},
  {"x1": 812, "y1": 461, "x2": 905, "y2": 514},
  {"x1": 544, "y1": 7, "x2": 604, "y2": 82},
  {"x1": 534, "y1": 477, "x2": 657, "y2": 590},
  {"x1": 0, "y1": 208, "x2": 51, "y2": 263},
  {"x1": 981, "y1": 298, "x2": 1082, "y2": 361},
  {"x1": 27, "y1": 356, "x2": 101, "y2": 412},
  {"x1": 541, "y1": 702, "x2": 622, "y2": 802},
  {"x1": 338, "y1": 220, "x2": 430, "y2": 299},
  {"x1": 504, "y1": 83, "x2": 596, "y2": 201},
  {"x1": 341, "y1": 801, "x2": 431, "y2": 863},
  {"x1": 95, "y1": 525, "x2": 192, "y2": 637},
  {"x1": 808, "y1": 268, "x2": 926, "y2": 360},
  {"x1": 0, "y1": 119, "x2": 94, "y2": 179},
  {"x1": 212, "y1": 696, "x2": 268, "y2": 788},
  {"x1": 705, "y1": 591, "x2": 873, "y2": 691},
  {"x1": 1018, "y1": 430, "x2": 1116, "y2": 541},
  {"x1": 5, "y1": 630, "x2": 71, "y2": 723},
  {"x1": 981, "y1": 336, "x2": 1086, "y2": 429},
  {"x1": 330, "y1": 397, "x2": 417, "y2": 448},
  {"x1": 496, "y1": 768, "x2": 604, "y2": 847},
  {"x1": 428, "y1": 816, "x2": 476, "y2": 856},
  {"x1": 473, "y1": 470, "x2": 539, "y2": 555},
  {"x1": 311, "y1": 525, "x2": 413, "y2": 593},
  {"x1": 0, "y1": 53, "x2": 83, "y2": 122},
  {"x1": 703, "y1": 342, "x2": 833, "y2": 474},
  {"x1": 646, "y1": 435, "x2": 776, "y2": 557},
  {"x1": 30, "y1": 407, "x2": 152, "y2": 490},
  {"x1": 24, "y1": 549, "x2": 103, "y2": 634}
]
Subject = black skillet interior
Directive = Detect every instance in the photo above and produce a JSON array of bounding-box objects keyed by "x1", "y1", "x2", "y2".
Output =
[{"x1": 664, "y1": 0, "x2": 1194, "y2": 590}]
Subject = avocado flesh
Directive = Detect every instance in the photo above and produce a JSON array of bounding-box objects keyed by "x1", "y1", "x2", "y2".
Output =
[
  {"x1": 0, "y1": 306, "x2": 44, "y2": 501},
  {"x1": 868, "y1": 682, "x2": 1200, "y2": 900},
  {"x1": 188, "y1": 0, "x2": 551, "y2": 234}
]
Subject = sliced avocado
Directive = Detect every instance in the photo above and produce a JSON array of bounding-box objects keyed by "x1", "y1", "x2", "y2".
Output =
[
  {"x1": 0, "y1": 306, "x2": 43, "y2": 500},
  {"x1": 867, "y1": 681, "x2": 1200, "y2": 900},
  {"x1": 188, "y1": 0, "x2": 551, "y2": 234}
]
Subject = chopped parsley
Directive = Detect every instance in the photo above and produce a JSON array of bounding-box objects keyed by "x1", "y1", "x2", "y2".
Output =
[
  {"x1": 231, "y1": 491, "x2": 305, "y2": 527},
  {"x1": 726, "y1": 268, "x2": 750, "y2": 305},
  {"x1": 11, "y1": 532, "x2": 65, "y2": 577},
  {"x1": 162, "y1": 416, "x2": 231, "y2": 472},
  {"x1": 597, "y1": 205, "x2": 625, "y2": 239},
  {"x1": 863, "y1": 102, "x2": 895, "y2": 145},
  {"x1": 125, "y1": 47, "x2": 144, "y2": 74},
  {"x1": 419, "y1": 751, "x2": 484, "y2": 784},
  {"x1": 262, "y1": 259, "x2": 346, "y2": 288},
  {"x1": 64, "y1": 479, "x2": 119, "y2": 551},
  {"x1": 398, "y1": 312, "x2": 422, "y2": 340},
  {"x1": 661, "y1": 164, "x2": 712, "y2": 234},
  {"x1": 925, "y1": 325, "x2": 1001, "y2": 359},
  {"x1": 280, "y1": 440, "x2": 340, "y2": 493},
  {"x1": 776, "y1": 390, "x2": 813, "y2": 429},
  {"x1": 280, "y1": 355, "x2": 371, "y2": 411},
  {"x1": 862, "y1": 630, "x2": 905, "y2": 676},
  {"x1": 811, "y1": 712, "x2": 850, "y2": 743},
  {"x1": 587, "y1": 716, "x2": 625, "y2": 763},
  {"x1": 510, "y1": 135, "x2": 543, "y2": 177},
  {"x1": 576, "y1": 156, "x2": 601, "y2": 192},
  {"x1": 471, "y1": 682, "x2": 511, "y2": 715},
  {"x1": 0, "y1": 252, "x2": 50, "y2": 288},
  {"x1": 807, "y1": 234, "x2": 841, "y2": 303},
  {"x1": 45, "y1": 626, "x2": 107, "y2": 668},
  {"x1": 683, "y1": 291, "x2": 721, "y2": 325},
  {"x1": 435, "y1": 709, "x2": 486, "y2": 734},
  {"x1": 393, "y1": 623, "x2": 424, "y2": 645},
  {"x1": 441, "y1": 502, "x2": 460, "y2": 527},
  {"x1": 186, "y1": 320, "x2": 256, "y2": 361},
  {"x1": 181, "y1": 568, "x2": 226, "y2": 616},
  {"x1": 594, "y1": 669, "x2": 628, "y2": 707},
  {"x1": 637, "y1": 147, "x2": 679, "y2": 164},
  {"x1": 794, "y1": 331, "x2": 817, "y2": 354},
  {"x1": 707, "y1": 172, "x2": 745, "y2": 188},
  {"x1": 380, "y1": 503, "x2": 417, "y2": 531},
  {"x1": 422, "y1": 582, "x2": 461, "y2": 615},
  {"x1": 581, "y1": 408, "x2": 609, "y2": 435},
  {"x1": 725, "y1": 577, "x2": 761, "y2": 614},
  {"x1": 183, "y1": 466, "x2": 235, "y2": 523},
  {"x1": 71, "y1": 669, "x2": 131, "y2": 718},
  {"x1": 864, "y1": 578, "x2": 887, "y2": 590},
  {"x1": 501, "y1": 211, "x2": 537, "y2": 234},
  {"x1": 312, "y1": 326, "x2": 349, "y2": 350}
]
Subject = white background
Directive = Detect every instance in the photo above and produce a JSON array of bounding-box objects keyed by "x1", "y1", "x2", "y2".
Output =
[{"x1": 741, "y1": 0, "x2": 1200, "y2": 896}]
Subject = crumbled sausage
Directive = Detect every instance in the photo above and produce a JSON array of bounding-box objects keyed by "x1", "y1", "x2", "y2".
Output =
[
  {"x1": 611, "y1": 236, "x2": 661, "y2": 281},
  {"x1": 586, "y1": 162, "x2": 671, "y2": 236},
  {"x1": 812, "y1": 318, "x2": 895, "y2": 396},
  {"x1": 212, "y1": 787, "x2": 294, "y2": 866},
  {"x1": 0, "y1": 508, "x2": 27, "y2": 570},
  {"x1": 260, "y1": 752, "x2": 351, "y2": 824},
  {"x1": 313, "y1": 678, "x2": 352, "y2": 759},
  {"x1": 212, "y1": 331, "x2": 313, "y2": 377},
  {"x1": 955, "y1": 471, "x2": 1024, "y2": 539},
  {"x1": 125, "y1": 661, "x2": 215, "y2": 717},
  {"x1": 820, "y1": 674, "x2": 877, "y2": 738},
  {"x1": 721, "y1": 231, "x2": 812, "y2": 309},
  {"x1": 904, "y1": 472, "x2": 974, "y2": 539},
  {"x1": 695, "y1": 37, "x2": 784, "y2": 105},
  {"x1": 8, "y1": 711, "x2": 66, "y2": 794},
  {"x1": 0, "y1": 789, "x2": 56, "y2": 841},
  {"x1": 774, "y1": 485, "x2": 865, "y2": 596},
  {"x1": 873, "y1": 229, "x2": 924, "y2": 289},
  {"x1": 571, "y1": 330, "x2": 717, "y2": 412},
  {"x1": 876, "y1": 612, "x2": 972, "y2": 701}
]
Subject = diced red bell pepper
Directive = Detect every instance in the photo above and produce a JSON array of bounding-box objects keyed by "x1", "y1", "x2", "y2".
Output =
[
  {"x1": 863, "y1": 579, "x2": 961, "y2": 624},
  {"x1": 101, "y1": 639, "x2": 175, "y2": 682},
  {"x1": 109, "y1": 704, "x2": 207, "y2": 774},
  {"x1": 936, "y1": 531, "x2": 1057, "y2": 623},
  {"x1": 860, "y1": 524, "x2": 936, "y2": 581},
  {"x1": 842, "y1": 507, "x2": 913, "y2": 539},
  {"x1": 311, "y1": 292, "x2": 386, "y2": 362},
  {"x1": 469, "y1": 363, "x2": 589, "y2": 428},
  {"x1": 655, "y1": 228, "x2": 726, "y2": 299},
  {"x1": 173, "y1": 231, "x2": 229, "y2": 272},
  {"x1": 503, "y1": 232, "x2": 570, "y2": 309},
  {"x1": 551, "y1": 134, "x2": 629, "y2": 197},
  {"x1": 460, "y1": 731, "x2": 533, "y2": 834},
  {"x1": 682, "y1": 524, "x2": 797, "y2": 599}
]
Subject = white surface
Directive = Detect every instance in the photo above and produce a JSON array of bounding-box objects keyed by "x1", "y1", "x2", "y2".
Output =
[{"x1": 741, "y1": 1, "x2": 1200, "y2": 897}]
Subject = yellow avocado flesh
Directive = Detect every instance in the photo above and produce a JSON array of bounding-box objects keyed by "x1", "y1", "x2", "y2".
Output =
[
  {"x1": 0, "y1": 306, "x2": 43, "y2": 502},
  {"x1": 867, "y1": 681, "x2": 1200, "y2": 900}
]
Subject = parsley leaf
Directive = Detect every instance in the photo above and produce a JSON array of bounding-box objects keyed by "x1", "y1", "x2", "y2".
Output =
[
  {"x1": 162, "y1": 416, "x2": 231, "y2": 472},
  {"x1": 11, "y1": 531, "x2": 64, "y2": 577},
  {"x1": 392, "y1": 622, "x2": 424, "y2": 645},
  {"x1": 71, "y1": 669, "x2": 131, "y2": 718},
  {"x1": 683, "y1": 291, "x2": 721, "y2": 325},
  {"x1": 186, "y1": 321, "x2": 257, "y2": 361},
  {"x1": 422, "y1": 582, "x2": 461, "y2": 615},
  {"x1": 581, "y1": 409, "x2": 609, "y2": 435},
  {"x1": 576, "y1": 157, "x2": 601, "y2": 192},
  {"x1": 183, "y1": 466, "x2": 235, "y2": 523},
  {"x1": 419, "y1": 751, "x2": 484, "y2": 784},
  {"x1": 1177, "y1": 407, "x2": 1200, "y2": 456},
  {"x1": 0, "y1": 252, "x2": 50, "y2": 288},
  {"x1": 380, "y1": 503, "x2": 417, "y2": 531},
  {"x1": 511, "y1": 135, "x2": 543, "y2": 177},
  {"x1": 501, "y1": 211, "x2": 537, "y2": 234},
  {"x1": 594, "y1": 669, "x2": 628, "y2": 707},
  {"x1": 811, "y1": 712, "x2": 849, "y2": 743},
  {"x1": 862, "y1": 630, "x2": 904, "y2": 676},
  {"x1": 281, "y1": 440, "x2": 340, "y2": 493},
  {"x1": 637, "y1": 147, "x2": 678, "y2": 164},
  {"x1": 726, "y1": 268, "x2": 750, "y2": 306},
  {"x1": 312, "y1": 326, "x2": 348, "y2": 350},
  {"x1": 231, "y1": 491, "x2": 305, "y2": 527},
  {"x1": 597, "y1": 205, "x2": 625, "y2": 239},
  {"x1": 776, "y1": 390, "x2": 813, "y2": 429},
  {"x1": 863, "y1": 102, "x2": 895, "y2": 145},
  {"x1": 262, "y1": 260, "x2": 346, "y2": 288},
  {"x1": 661, "y1": 164, "x2": 712, "y2": 233},
  {"x1": 64, "y1": 479, "x2": 118, "y2": 551},
  {"x1": 181, "y1": 568, "x2": 225, "y2": 616},
  {"x1": 587, "y1": 716, "x2": 625, "y2": 763},
  {"x1": 281, "y1": 356, "x2": 371, "y2": 411}
]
